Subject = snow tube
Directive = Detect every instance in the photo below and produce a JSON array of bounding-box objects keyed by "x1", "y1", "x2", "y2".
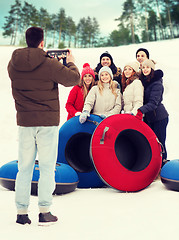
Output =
[
  {"x1": 90, "y1": 114, "x2": 162, "y2": 192},
  {"x1": 161, "y1": 160, "x2": 179, "y2": 191},
  {"x1": 57, "y1": 115, "x2": 105, "y2": 188},
  {"x1": 0, "y1": 160, "x2": 79, "y2": 195}
]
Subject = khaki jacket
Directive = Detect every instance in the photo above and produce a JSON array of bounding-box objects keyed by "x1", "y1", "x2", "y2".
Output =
[
  {"x1": 83, "y1": 83, "x2": 122, "y2": 116},
  {"x1": 123, "y1": 79, "x2": 144, "y2": 115}
]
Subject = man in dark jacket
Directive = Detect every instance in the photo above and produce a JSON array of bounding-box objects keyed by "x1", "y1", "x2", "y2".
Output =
[{"x1": 7, "y1": 27, "x2": 80, "y2": 226}]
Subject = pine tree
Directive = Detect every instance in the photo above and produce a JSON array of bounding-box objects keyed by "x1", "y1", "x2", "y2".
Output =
[
  {"x1": 163, "y1": 0, "x2": 175, "y2": 38},
  {"x1": 66, "y1": 17, "x2": 76, "y2": 48},
  {"x1": 3, "y1": 0, "x2": 22, "y2": 45},
  {"x1": 38, "y1": 8, "x2": 51, "y2": 46},
  {"x1": 117, "y1": 0, "x2": 136, "y2": 43},
  {"x1": 56, "y1": 8, "x2": 66, "y2": 47}
]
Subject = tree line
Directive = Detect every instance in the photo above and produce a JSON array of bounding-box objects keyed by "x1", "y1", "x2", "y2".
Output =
[
  {"x1": 2, "y1": 0, "x2": 100, "y2": 48},
  {"x1": 107, "y1": 0, "x2": 179, "y2": 46},
  {"x1": 2, "y1": 0, "x2": 179, "y2": 48}
]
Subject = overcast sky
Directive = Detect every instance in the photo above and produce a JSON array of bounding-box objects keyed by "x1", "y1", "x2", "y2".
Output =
[{"x1": 0, "y1": 0, "x2": 125, "y2": 44}]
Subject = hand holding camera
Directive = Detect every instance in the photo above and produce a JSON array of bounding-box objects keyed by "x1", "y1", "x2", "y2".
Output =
[
  {"x1": 47, "y1": 49, "x2": 73, "y2": 65},
  {"x1": 47, "y1": 49, "x2": 69, "y2": 58},
  {"x1": 66, "y1": 49, "x2": 75, "y2": 64}
]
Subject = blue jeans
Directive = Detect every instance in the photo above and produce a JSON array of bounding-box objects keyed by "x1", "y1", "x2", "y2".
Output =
[{"x1": 15, "y1": 126, "x2": 59, "y2": 214}]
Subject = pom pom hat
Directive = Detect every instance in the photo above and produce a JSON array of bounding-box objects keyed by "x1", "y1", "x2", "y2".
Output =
[
  {"x1": 124, "y1": 61, "x2": 140, "y2": 73},
  {"x1": 81, "y1": 63, "x2": 95, "y2": 80},
  {"x1": 142, "y1": 59, "x2": 156, "y2": 70},
  {"x1": 98, "y1": 66, "x2": 113, "y2": 80}
]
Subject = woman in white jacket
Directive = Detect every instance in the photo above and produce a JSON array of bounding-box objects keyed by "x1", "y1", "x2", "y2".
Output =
[
  {"x1": 121, "y1": 62, "x2": 144, "y2": 116},
  {"x1": 79, "y1": 66, "x2": 122, "y2": 123}
]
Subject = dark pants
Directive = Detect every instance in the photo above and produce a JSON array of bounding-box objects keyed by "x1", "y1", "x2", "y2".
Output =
[{"x1": 148, "y1": 117, "x2": 169, "y2": 166}]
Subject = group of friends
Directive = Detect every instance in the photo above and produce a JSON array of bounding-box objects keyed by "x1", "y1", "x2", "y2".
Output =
[
  {"x1": 7, "y1": 26, "x2": 168, "y2": 226},
  {"x1": 65, "y1": 49, "x2": 169, "y2": 167}
]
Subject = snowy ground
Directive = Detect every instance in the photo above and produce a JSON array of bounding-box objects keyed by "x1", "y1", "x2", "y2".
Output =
[{"x1": 0, "y1": 39, "x2": 179, "y2": 240}]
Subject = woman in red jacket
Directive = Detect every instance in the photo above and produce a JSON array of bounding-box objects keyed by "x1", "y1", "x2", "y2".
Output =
[{"x1": 66, "y1": 63, "x2": 95, "y2": 120}]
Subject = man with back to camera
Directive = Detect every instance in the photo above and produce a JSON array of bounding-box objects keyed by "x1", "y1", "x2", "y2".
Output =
[{"x1": 7, "y1": 26, "x2": 80, "y2": 226}]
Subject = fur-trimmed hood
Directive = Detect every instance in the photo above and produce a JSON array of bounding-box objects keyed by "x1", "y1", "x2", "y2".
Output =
[{"x1": 153, "y1": 69, "x2": 164, "y2": 82}]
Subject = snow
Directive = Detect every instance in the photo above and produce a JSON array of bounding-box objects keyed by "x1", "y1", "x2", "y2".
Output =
[{"x1": 0, "y1": 39, "x2": 179, "y2": 240}]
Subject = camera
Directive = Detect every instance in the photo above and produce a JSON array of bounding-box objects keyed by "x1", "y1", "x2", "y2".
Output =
[{"x1": 47, "y1": 49, "x2": 69, "y2": 58}]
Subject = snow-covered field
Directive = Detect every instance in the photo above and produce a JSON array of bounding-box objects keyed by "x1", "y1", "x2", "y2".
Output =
[{"x1": 0, "y1": 39, "x2": 179, "y2": 240}]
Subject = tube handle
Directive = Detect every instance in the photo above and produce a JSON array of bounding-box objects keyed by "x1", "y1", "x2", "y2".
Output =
[
  {"x1": 156, "y1": 137, "x2": 165, "y2": 155},
  {"x1": 86, "y1": 119, "x2": 99, "y2": 126},
  {"x1": 100, "y1": 127, "x2": 109, "y2": 144}
]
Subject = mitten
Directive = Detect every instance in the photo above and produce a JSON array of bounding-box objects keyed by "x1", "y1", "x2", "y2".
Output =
[
  {"x1": 75, "y1": 112, "x2": 81, "y2": 116},
  {"x1": 100, "y1": 114, "x2": 106, "y2": 119},
  {"x1": 79, "y1": 111, "x2": 90, "y2": 124},
  {"x1": 135, "y1": 109, "x2": 143, "y2": 120}
]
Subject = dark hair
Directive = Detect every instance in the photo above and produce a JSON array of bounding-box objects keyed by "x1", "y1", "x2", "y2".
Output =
[
  {"x1": 96, "y1": 52, "x2": 117, "y2": 75},
  {"x1": 136, "y1": 48, "x2": 149, "y2": 59},
  {"x1": 100, "y1": 51, "x2": 113, "y2": 63},
  {"x1": 140, "y1": 69, "x2": 155, "y2": 87},
  {"x1": 25, "y1": 27, "x2": 44, "y2": 48}
]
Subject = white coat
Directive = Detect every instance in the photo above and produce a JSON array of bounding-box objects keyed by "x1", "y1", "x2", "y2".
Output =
[
  {"x1": 123, "y1": 79, "x2": 144, "y2": 115},
  {"x1": 83, "y1": 83, "x2": 122, "y2": 117}
]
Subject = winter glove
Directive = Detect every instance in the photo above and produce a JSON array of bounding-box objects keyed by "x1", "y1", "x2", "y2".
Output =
[
  {"x1": 79, "y1": 111, "x2": 90, "y2": 124},
  {"x1": 75, "y1": 112, "x2": 81, "y2": 116},
  {"x1": 135, "y1": 109, "x2": 143, "y2": 120},
  {"x1": 100, "y1": 114, "x2": 106, "y2": 119}
]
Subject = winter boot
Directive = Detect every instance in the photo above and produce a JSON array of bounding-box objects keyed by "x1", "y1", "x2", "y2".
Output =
[
  {"x1": 16, "y1": 214, "x2": 31, "y2": 225},
  {"x1": 38, "y1": 212, "x2": 58, "y2": 226}
]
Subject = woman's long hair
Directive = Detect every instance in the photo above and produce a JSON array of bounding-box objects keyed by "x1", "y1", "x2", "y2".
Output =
[
  {"x1": 140, "y1": 69, "x2": 155, "y2": 84},
  {"x1": 79, "y1": 77, "x2": 95, "y2": 100},
  {"x1": 121, "y1": 71, "x2": 139, "y2": 92},
  {"x1": 97, "y1": 79, "x2": 118, "y2": 98}
]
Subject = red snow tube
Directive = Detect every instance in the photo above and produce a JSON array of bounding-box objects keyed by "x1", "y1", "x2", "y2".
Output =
[{"x1": 90, "y1": 114, "x2": 162, "y2": 192}]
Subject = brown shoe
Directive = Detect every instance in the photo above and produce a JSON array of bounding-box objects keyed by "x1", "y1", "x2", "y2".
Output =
[{"x1": 38, "y1": 212, "x2": 58, "y2": 226}]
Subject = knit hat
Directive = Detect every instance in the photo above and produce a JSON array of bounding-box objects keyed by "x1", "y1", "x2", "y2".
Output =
[
  {"x1": 124, "y1": 61, "x2": 140, "y2": 73},
  {"x1": 100, "y1": 51, "x2": 113, "y2": 64},
  {"x1": 98, "y1": 66, "x2": 113, "y2": 80},
  {"x1": 142, "y1": 59, "x2": 156, "y2": 70},
  {"x1": 136, "y1": 48, "x2": 149, "y2": 59},
  {"x1": 81, "y1": 63, "x2": 95, "y2": 79}
]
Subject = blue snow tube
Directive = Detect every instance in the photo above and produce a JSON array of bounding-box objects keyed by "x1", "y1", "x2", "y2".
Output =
[
  {"x1": 0, "y1": 160, "x2": 79, "y2": 195},
  {"x1": 161, "y1": 160, "x2": 179, "y2": 191},
  {"x1": 57, "y1": 115, "x2": 105, "y2": 188}
]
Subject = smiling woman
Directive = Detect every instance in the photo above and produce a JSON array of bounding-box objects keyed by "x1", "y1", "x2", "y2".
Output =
[
  {"x1": 79, "y1": 66, "x2": 122, "y2": 124},
  {"x1": 121, "y1": 61, "x2": 143, "y2": 116}
]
